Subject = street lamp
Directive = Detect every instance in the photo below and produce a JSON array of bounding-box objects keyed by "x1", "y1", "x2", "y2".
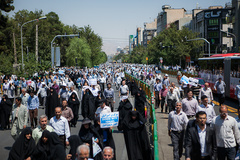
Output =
[
  {"x1": 220, "y1": 29, "x2": 237, "y2": 53},
  {"x1": 21, "y1": 16, "x2": 47, "y2": 68},
  {"x1": 186, "y1": 37, "x2": 211, "y2": 57}
]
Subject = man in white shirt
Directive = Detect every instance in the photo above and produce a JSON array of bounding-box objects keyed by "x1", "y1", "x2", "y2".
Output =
[
  {"x1": 212, "y1": 105, "x2": 240, "y2": 160},
  {"x1": 197, "y1": 95, "x2": 216, "y2": 124},
  {"x1": 49, "y1": 107, "x2": 70, "y2": 147},
  {"x1": 168, "y1": 101, "x2": 188, "y2": 160},
  {"x1": 95, "y1": 99, "x2": 111, "y2": 118},
  {"x1": 199, "y1": 83, "x2": 213, "y2": 104}
]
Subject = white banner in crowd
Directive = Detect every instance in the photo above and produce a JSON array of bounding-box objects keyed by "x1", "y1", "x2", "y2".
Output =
[{"x1": 100, "y1": 112, "x2": 119, "y2": 128}]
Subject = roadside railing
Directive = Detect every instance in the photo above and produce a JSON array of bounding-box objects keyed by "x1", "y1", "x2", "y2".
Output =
[
  {"x1": 125, "y1": 72, "x2": 160, "y2": 160},
  {"x1": 161, "y1": 69, "x2": 198, "y2": 77}
]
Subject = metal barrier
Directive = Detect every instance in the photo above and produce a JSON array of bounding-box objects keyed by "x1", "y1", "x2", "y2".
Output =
[
  {"x1": 161, "y1": 69, "x2": 198, "y2": 77},
  {"x1": 125, "y1": 72, "x2": 160, "y2": 160}
]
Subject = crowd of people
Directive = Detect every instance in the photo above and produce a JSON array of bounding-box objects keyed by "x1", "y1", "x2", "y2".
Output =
[
  {"x1": 1, "y1": 62, "x2": 240, "y2": 160},
  {"x1": 0, "y1": 64, "x2": 155, "y2": 160}
]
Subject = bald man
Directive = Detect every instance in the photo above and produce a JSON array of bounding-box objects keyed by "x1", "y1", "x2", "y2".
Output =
[
  {"x1": 198, "y1": 83, "x2": 213, "y2": 104},
  {"x1": 212, "y1": 105, "x2": 240, "y2": 160},
  {"x1": 103, "y1": 147, "x2": 114, "y2": 160},
  {"x1": 49, "y1": 107, "x2": 70, "y2": 147}
]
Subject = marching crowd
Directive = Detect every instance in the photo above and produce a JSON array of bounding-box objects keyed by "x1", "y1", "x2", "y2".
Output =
[
  {"x1": 1, "y1": 63, "x2": 240, "y2": 160},
  {"x1": 0, "y1": 64, "x2": 154, "y2": 160}
]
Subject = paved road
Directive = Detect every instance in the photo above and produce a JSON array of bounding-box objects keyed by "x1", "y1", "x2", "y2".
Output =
[
  {"x1": 157, "y1": 74, "x2": 239, "y2": 160},
  {"x1": 0, "y1": 86, "x2": 128, "y2": 160}
]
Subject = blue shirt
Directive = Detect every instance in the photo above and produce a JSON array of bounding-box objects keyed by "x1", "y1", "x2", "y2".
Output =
[
  {"x1": 49, "y1": 116, "x2": 70, "y2": 140},
  {"x1": 27, "y1": 95, "x2": 39, "y2": 110},
  {"x1": 14, "y1": 80, "x2": 19, "y2": 86},
  {"x1": 22, "y1": 81, "x2": 27, "y2": 88},
  {"x1": 154, "y1": 83, "x2": 162, "y2": 91}
]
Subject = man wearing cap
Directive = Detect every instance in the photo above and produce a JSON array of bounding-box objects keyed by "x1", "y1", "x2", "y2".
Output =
[
  {"x1": 104, "y1": 83, "x2": 115, "y2": 112},
  {"x1": 58, "y1": 83, "x2": 68, "y2": 102},
  {"x1": 37, "y1": 82, "x2": 48, "y2": 108},
  {"x1": 95, "y1": 99, "x2": 111, "y2": 118},
  {"x1": 162, "y1": 74, "x2": 170, "y2": 88},
  {"x1": 214, "y1": 77, "x2": 226, "y2": 106}
]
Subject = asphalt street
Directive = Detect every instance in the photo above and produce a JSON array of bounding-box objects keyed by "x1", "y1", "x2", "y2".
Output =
[{"x1": 0, "y1": 86, "x2": 128, "y2": 160}]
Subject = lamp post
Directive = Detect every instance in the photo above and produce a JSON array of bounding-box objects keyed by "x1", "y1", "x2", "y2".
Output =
[
  {"x1": 220, "y1": 30, "x2": 237, "y2": 53},
  {"x1": 21, "y1": 16, "x2": 47, "y2": 68},
  {"x1": 186, "y1": 38, "x2": 211, "y2": 57}
]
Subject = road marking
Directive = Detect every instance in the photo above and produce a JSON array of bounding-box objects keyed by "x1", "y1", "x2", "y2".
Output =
[{"x1": 212, "y1": 100, "x2": 238, "y2": 115}]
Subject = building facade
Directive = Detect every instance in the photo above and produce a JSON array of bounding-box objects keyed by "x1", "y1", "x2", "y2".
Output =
[
  {"x1": 157, "y1": 5, "x2": 191, "y2": 34},
  {"x1": 143, "y1": 19, "x2": 157, "y2": 47},
  {"x1": 192, "y1": 6, "x2": 234, "y2": 54},
  {"x1": 232, "y1": 0, "x2": 240, "y2": 52}
]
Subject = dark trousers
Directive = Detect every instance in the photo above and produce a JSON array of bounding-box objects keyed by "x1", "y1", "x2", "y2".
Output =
[
  {"x1": 155, "y1": 91, "x2": 160, "y2": 108},
  {"x1": 167, "y1": 99, "x2": 176, "y2": 113},
  {"x1": 218, "y1": 93, "x2": 225, "y2": 106},
  {"x1": 217, "y1": 147, "x2": 236, "y2": 160},
  {"x1": 100, "y1": 83, "x2": 105, "y2": 91},
  {"x1": 29, "y1": 108, "x2": 38, "y2": 128},
  {"x1": 106, "y1": 98, "x2": 114, "y2": 112},
  {"x1": 14, "y1": 85, "x2": 18, "y2": 96},
  {"x1": 160, "y1": 97, "x2": 166, "y2": 112},
  {"x1": 171, "y1": 130, "x2": 184, "y2": 160}
]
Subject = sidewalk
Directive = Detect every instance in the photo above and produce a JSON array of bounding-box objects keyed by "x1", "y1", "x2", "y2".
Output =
[{"x1": 155, "y1": 107, "x2": 185, "y2": 160}]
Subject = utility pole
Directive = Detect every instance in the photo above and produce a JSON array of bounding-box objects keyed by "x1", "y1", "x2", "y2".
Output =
[
  {"x1": 13, "y1": 32, "x2": 17, "y2": 64},
  {"x1": 36, "y1": 24, "x2": 38, "y2": 62}
]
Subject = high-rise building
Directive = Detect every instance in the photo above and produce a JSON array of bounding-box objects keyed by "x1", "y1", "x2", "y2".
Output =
[
  {"x1": 232, "y1": 0, "x2": 240, "y2": 52},
  {"x1": 157, "y1": 5, "x2": 191, "y2": 34},
  {"x1": 136, "y1": 27, "x2": 144, "y2": 46},
  {"x1": 191, "y1": 6, "x2": 234, "y2": 54},
  {"x1": 143, "y1": 19, "x2": 157, "y2": 47}
]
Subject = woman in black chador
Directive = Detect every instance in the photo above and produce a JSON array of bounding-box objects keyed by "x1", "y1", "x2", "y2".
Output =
[
  {"x1": 0, "y1": 94, "x2": 13, "y2": 130},
  {"x1": 8, "y1": 128, "x2": 35, "y2": 160},
  {"x1": 68, "y1": 92, "x2": 80, "y2": 127},
  {"x1": 81, "y1": 87, "x2": 95, "y2": 120},
  {"x1": 45, "y1": 87, "x2": 59, "y2": 119},
  {"x1": 135, "y1": 87, "x2": 146, "y2": 118},
  {"x1": 32, "y1": 130, "x2": 66, "y2": 160},
  {"x1": 78, "y1": 118, "x2": 103, "y2": 160},
  {"x1": 93, "y1": 117, "x2": 116, "y2": 160},
  {"x1": 122, "y1": 111, "x2": 153, "y2": 160}
]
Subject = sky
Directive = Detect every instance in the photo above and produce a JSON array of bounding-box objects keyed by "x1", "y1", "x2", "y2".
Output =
[{"x1": 9, "y1": 0, "x2": 230, "y2": 55}]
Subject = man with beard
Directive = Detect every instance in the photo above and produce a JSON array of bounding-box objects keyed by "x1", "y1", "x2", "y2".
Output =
[
  {"x1": 117, "y1": 96, "x2": 133, "y2": 131},
  {"x1": 50, "y1": 107, "x2": 70, "y2": 147},
  {"x1": 122, "y1": 111, "x2": 153, "y2": 160},
  {"x1": 185, "y1": 111, "x2": 217, "y2": 160},
  {"x1": 104, "y1": 83, "x2": 115, "y2": 112},
  {"x1": 168, "y1": 101, "x2": 188, "y2": 160},
  {"x1": 32, "y1": 114, "x2": 54, "y2": 144},
  {"x1": 46, "y1": 87, "x2": 59, "y2": 120},
  {"x1": 135, "y1": 88, "x2": 146, "y2": 118},
  {"x1": 11, "y1": 97, "x2": 28, "y2": 140}
]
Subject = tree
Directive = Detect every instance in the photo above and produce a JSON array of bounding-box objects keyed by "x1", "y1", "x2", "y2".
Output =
[
  {"x1": 66, "y1": 37, "x2": 92, "y2": 67},
  {"x1": 147, "y1": 25, "x2": 204, "y2": 66}
]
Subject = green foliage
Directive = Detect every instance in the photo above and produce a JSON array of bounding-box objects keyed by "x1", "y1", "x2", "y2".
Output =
[
  {"x1": 147, "y1": 25, "x2": 203, "y2": 65},
  {"x1": 114, "y1": 25, "x2": 204, "y2": 67},
  {"x1": 0, "y1": 7, "x2": 107, "y2": 76},
  {"x1": 66, "y1": 37, "x2": 92, "y2": 67}
]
